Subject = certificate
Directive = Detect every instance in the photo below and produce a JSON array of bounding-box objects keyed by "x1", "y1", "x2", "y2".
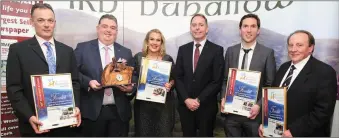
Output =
[
  {"x1": 223, "y1": 68, "x2": 261, "y2": 116},
  {"x1": 136, "y1": 57, "x2": 172, "y2": 104},
  {"x1": 262, "y1": 87, "x2": 287, "y2": 137},
  {"x1": 31, "y1": 73, "x2": 77, "y2": 131}
]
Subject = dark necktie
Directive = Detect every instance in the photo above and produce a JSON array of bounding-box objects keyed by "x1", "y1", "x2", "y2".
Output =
[
  {"x1": 241, "y1": 48, "x2": 252, "y2": 69},
  {"x1": 282, "y1": 65, "x2": 296, "y2": 89},
  {"x1": 44, "y1": 42, "x2": 56, "y2": 74},
  {"x1": 193, "y1": 43, "x2": 201, "y2": 71}
]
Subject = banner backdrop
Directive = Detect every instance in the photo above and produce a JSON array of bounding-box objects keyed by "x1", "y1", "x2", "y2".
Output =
[{"x1": 1, "y1": 1, "x2": 338, "y2": 137}]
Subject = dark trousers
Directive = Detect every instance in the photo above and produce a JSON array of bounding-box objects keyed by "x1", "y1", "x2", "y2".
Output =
[
  {"x1": 178, "y1": 103, "x2": 217, "y2": 137},
  {"x1": 82, "y1": 105, "x2": 129, "y2": 137},
  {"x1": 223, "y1": 114, "x2": 259, "y2": 137},
  {"x1": 20, "y1": 127, "x2": 77, "y2": 137}
]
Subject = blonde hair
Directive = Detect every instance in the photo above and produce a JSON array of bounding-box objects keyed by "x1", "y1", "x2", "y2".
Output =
[{"x1": 142, "y1": 29, "x2": 166, "y2": 57}]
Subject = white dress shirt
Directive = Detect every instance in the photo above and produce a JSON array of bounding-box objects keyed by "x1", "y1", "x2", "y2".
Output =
[
  {"x1": 98, "y1": 40, "x2": 116, "y2": 105},
  {"x1": 279, "y1": 55, "x2": 311, "y2": 88},
  {"x1": 35, "y1": 35, "x2": 56, "y2": 63},
  {"x1": 237, "y1": 41, "x2": 257, "y2": 70},
  {"x1": 192, "y1": 38, "x2": 207, "y2": 71}
]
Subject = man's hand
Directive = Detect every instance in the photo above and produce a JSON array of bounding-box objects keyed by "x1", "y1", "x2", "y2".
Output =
[
  {"x1": 220, "y1": 98, "x2": 228, "y2": 114},
  {"x1": 258, "y1": 124, "x2": 264, "y2": 137},
  {"x1": 164, "y1": 80, "x2": 174, "y2": 92},
  {"x1": 116, "y1": 84, "x2": 134, "y2": 93},
  {"x1": 184, "y1": 98, "x2": 200, "y2": 111},
  {"x1": 248, "y1": 104, "x2": 260, "y2": 119},
  {"x1": 71, "y1": 107, "x2": 81, "y2": 127},
  {"x1": 29, "y1": 116, "x2": 49, "y2": 134},
  {"x1": 89, "y1": 80, "x2": 102, "y2": 91},
  {"x1": 282, "y1": 130, "x2": 293, "y2": 137}
]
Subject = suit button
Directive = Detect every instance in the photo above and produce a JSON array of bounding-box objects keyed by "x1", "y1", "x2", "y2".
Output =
[
  {"x1": 45, "y1": 70, "x2": 49, "y2": 73},
  {"x1": 193, "y1": 79, "x2": 195, "y2": 82}
]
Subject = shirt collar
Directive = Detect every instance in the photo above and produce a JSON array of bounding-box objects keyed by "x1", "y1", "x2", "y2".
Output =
[
  {"x1": 35, "y1": 35, "x2": 55, "y2": 47},
  {"x1": 98, "y1": 40, "x2": 114, "y2": 50},
  {"x1": 241, "y1": 41, "x2": 257, "y2": 50},
  {"x1": 291, "y1": 55, "x2": 311, "y2": 71},
  {"x1": 194, "y1": 38, "x2": 207, "y2": 48}
]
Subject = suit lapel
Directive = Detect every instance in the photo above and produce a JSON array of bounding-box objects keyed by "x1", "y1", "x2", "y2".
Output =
[
  {"x1": 288, "y1": 57, "x2": 312, "y2": 91},
  {"x1": 91, "y1": 40, "x2": 104, "y2": 73},
  {"x1": 249, "y1": 43, "x2": 261, "y2": 70},
  {"x1": 187, "y1": 42, "x2": 194, "y2": 75},
  {"x1": 29, "y1": 37, "x2": 47, "y2": 65},
  {"x1": 233, "y1": 44, "x2": 241, "y2": 68},
  {"x1": 274, "y1": 62, "x2": 291, "y2": 86},
  {"x1": 114, "y1": 42, "x2": 122, "y2": 61},
  {"x1": 54, "y1": 41, "x2": 62, "y2": 71}
]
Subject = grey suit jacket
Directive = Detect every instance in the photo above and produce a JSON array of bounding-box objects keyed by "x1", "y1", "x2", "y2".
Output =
[{"x1": 221, "y1": 43, "x2": 276, "y2": 107}]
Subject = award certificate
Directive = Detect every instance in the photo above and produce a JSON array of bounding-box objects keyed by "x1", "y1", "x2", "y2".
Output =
[
  {"x1": 262, "y1": 87, "x2": 287, "y2": 137},
  {"x1": 136, "y1": 57, "x2": 172, "y2": 104},
  {"x1": 31, "y1": 73, "x2": 77, "y2": 131},
  {"x1": 224, "y1": 68, "x2": 261, "y2": 116}
]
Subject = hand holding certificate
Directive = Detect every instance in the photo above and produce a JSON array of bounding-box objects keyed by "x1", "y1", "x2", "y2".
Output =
[
  {"x1": 223, "y1": 68, "x2": 261, "y2": 117},
  {"x1": 31, "y1": 73, "x2": 78, "y2": 131},
  {"x1": 136, "y1": 57, "x2": 172, "y2": 104},
  {"x1": 262, "y1": 87, "x2": 287, "y2": 137}
]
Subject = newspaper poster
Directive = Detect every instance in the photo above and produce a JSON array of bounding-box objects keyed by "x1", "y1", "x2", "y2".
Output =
[
  {"x1": 224, "y1": 68, "x2": 261, "y2": 116},
  {"x1": 262, "y1": 87, "x2": 287, "y2": 137},
  {"x1": 136, "y1": 57, "x2": 172, "y2": 104},
  {"x1": 31, "y1": 73, "x2": 77, "y2": 131}
]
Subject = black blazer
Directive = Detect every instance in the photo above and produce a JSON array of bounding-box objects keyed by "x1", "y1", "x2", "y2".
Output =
[
  {"x1": 273, "y1": 56, "x2": 337, "y2": 136},
  {"x1": 6, "y1": 36, "x2": 80, "y2": 134},
  {"x1": 74, "y1": 39, "x2": 136, "y2": 122},
  {"x1": 175, "y1": 40, "x2": 224, "y2": 105}
]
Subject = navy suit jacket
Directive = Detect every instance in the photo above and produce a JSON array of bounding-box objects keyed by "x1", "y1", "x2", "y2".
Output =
[
  {"x1": 74, "y1": 39, "x2": 135, "y2": 122},
  {"x1": 273, "y1": 56, "x2": 337, "y2": 136}
]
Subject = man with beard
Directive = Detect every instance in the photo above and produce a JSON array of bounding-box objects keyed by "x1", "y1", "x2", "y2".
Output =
[{"x1": 220, "y1": 14, "x2": 276, "y2": 137}]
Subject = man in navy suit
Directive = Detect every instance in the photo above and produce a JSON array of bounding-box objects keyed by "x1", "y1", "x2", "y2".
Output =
[
  {"x1": 259, "y1": 30, "x2": 337, "y2": 137},
  {"x1": 74, "y1": 14, "x2": 135, "y2": 137},
  {"x1": 175, "y1": 13, "x2": 224, "y2": 137}
]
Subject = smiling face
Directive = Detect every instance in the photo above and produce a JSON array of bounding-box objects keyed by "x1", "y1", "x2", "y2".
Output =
[
  {"x1": 96, "y1": 18, "x2": 117, "y2": 45},
  {"x1": 240, "y1": 17, "x2": 260, "y2": 45},
  {"x1": 190, "y1": 15, "x2": 208, "y2": 42},
  {"x1": 287, "y1": 32, "x2": 314, "y2": 64},
  {"x1": 147, "y1": 32, "x2": 162, "y2": 53},
  {"x1": 31, "y1": 8, "x2": 55, "y2": 41}
]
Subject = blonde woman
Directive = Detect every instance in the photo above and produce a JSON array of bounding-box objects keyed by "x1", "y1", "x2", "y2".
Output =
[{"x1": 133, "y1": 29, "x2": 175, "y2": 136}]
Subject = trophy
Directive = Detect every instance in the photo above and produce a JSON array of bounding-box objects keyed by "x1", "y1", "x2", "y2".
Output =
[{"x1": 101, "y1": 57, "x2": 134, "y2": 87}]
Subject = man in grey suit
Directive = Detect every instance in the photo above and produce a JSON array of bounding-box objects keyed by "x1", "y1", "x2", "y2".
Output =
[{"x1": 220, "y1": 14, "x2": 276, "y2": 137}]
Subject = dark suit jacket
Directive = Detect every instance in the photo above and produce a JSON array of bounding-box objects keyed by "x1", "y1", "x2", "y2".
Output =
[
  {"x1": 74, "y1": 39, "x2": 135, "y2": 122},
  {"x1": 221, "y1": 43, "x2": 276, "y2": 108},
  {"x1": 273, "y1": 56, "x2": 337, "y2": 136},
  {"x1": 175, "y1": 40, "x2": 224, "y2": 106},
  {"x1": 6, "y1": 36, "x2": 80, "y2": 134}
]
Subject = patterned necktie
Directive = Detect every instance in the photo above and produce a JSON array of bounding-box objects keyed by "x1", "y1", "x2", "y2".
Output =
[
  {"x1": 193, "y1": 43, "x2": 201, "y2": 71},
  {"x1": 104, "y1": 46, "x2": 112, "y2": 96},
  {"x1": 282, "y1": 65, "x2": 296, "y2": 89},
  {"x1": 44, "y1": 42, "x2": 56, "y2": 74},
  {"x1": 241, "y1": 48, "x2": 252, "y2": 69}
]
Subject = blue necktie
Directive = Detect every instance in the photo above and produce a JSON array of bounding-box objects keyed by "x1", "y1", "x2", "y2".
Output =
[{"x1": 44, "y1": 42, "x2": 56, "y2": 74}]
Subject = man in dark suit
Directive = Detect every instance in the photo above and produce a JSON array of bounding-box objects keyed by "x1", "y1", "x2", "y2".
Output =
[
  {"x1": 259, "y1": 30, "x2": 337, "y2": 137},
  {"x1": 74, "y1": 14, "x2": 135, "y2": 137},
  {"x1": 175, "y1": 13, "x2": 224, "y2": 137},
  {"x1": 220, "y1": 14, "x2": 276, "y2": 137},
  {"x1": 6, "y1": 3, "x2": 81, "y2": 137}
]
